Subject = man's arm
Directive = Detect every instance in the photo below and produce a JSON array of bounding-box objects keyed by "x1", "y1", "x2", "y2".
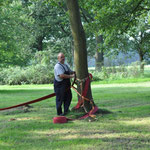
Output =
[{"x1": 59, "y1": 74, "x2": 74, "y2": 79}]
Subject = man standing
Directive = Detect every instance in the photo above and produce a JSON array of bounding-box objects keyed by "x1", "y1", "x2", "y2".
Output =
[{"x1": 54, "y1": 53, "x2": 75, "y2": 116}]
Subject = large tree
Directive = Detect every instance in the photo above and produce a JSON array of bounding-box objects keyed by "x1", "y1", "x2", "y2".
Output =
[{"x1": 65, "y1": 0, "x2": 96, "y2": 112}]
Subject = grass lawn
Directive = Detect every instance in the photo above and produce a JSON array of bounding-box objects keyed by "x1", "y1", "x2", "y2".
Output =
[{"x1": 0, "y1": 81, "x2": 150, "y2": 150}]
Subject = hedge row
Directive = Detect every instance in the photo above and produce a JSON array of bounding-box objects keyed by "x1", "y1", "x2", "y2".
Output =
[
  {"x1": 0, "y1": 63, "x2": 141, "y2": 85},
  {"x1": 0, "y1": 64, "x2": 54, "y2": 85}
]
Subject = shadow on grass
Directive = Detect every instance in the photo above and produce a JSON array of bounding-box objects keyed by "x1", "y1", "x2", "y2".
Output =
[
  {"x1": 65, "y1": 107, "x2": 113, "y2": 121},
  {"x1": 95, "y1": 108, "x2": 112, "y2": 115}
]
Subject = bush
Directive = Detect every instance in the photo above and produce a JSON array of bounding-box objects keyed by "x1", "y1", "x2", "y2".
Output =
[
  {"x1": 25, "y1": 65, "x2": 54, "y2": 84},
  {"x1": 0, "y1": 65, "x2": 54, "y2": 85},
  {"x1": 0, "y1": 61, "x2": 143, "y2": 85},
  {"x1": 90, "y1": 62, "x2": 141, "y2": 81}
]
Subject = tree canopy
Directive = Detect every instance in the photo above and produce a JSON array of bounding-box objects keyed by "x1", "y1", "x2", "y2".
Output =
[
  {"x1": 0, "y1": 0, "x2": 149, "y2": 67},
  {"x1": 0, "y1": 0, "x2": 34, "y2": 66}
]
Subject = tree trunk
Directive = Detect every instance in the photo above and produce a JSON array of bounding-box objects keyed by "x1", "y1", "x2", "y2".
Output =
[
  {"x1": 33, "y1": 36, "x2": 44, "y2": 51},
  {"x1": 139, "y1": 49, "x2": 144, "y2": 74},
  {"x1": 95, "y1": 35, "x2": 104, "y2": 71},
  {"x1": 66, "y1": 0, "x2": 95, "y2": 112}
]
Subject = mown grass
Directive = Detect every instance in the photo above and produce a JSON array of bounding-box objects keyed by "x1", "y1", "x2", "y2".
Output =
[
  {"x1": 0, "y1": 81, "x2": 150, "y2": 150},
  {"x1": 94, "y1": 77, "x2": 150, "y2": 84}
]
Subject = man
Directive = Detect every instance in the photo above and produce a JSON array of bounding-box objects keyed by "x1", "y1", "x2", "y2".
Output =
[{"x1": 54, "y1": 53, "x2": 75, "y2": 116}]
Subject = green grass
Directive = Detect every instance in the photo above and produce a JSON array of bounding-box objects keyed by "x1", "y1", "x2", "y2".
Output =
[
  {"x1": 94, "y1": 77, "x2": 150, "y2": 84},
  {"x1": 0, "y1": 81, "x2": 150, "y2": 150}
]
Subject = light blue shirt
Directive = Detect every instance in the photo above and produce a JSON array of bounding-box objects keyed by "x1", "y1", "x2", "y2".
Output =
[{"x1": 54, "y1": 62, "x2": 72, "y2": 81}]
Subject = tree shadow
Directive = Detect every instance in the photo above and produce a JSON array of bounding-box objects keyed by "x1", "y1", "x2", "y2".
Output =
[{"x1": 95, "y1": 108, "x2": 112, "y2": 115}]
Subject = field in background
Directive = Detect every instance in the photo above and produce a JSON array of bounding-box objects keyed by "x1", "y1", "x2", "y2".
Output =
[{"x1": 0, "y1": 81, "x2": 150, "y2": 150}]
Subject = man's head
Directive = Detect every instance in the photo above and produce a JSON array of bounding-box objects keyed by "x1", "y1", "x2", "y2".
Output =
[{"x1": 57, "y1": 52, "x2": 65, "y2": 64}]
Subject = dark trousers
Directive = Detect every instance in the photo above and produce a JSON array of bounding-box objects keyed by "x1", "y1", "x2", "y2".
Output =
[{"x1": 54, "y1": 80, "x2": 72, "y2": 115}]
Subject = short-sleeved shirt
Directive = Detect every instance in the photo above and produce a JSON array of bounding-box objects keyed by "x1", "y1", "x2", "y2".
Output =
[{"x1": 54, "y1": 62, "x2": 73, "y2": 81}]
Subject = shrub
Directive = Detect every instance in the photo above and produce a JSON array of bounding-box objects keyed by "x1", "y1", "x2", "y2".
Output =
[
  {"x1": 25, "y1": 65, "x2": 54, "y2": 84},
  {"x1": 90, "y1": 62, "x2": 141, "y2": 81},
  {"x1": 0, "y1": 65, "x2": 54, "y2": 85},
  {"x1": 0, "y1": 61, "x2": 143, "y2": 85}
]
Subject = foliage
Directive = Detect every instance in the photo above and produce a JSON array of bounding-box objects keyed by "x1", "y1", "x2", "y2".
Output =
[
  {"x1": 127, "y1": 15, "x2": 150, "y2": 60},
  {"x1": 0, "y1": 0, "x2": 34, "y2": 66},
  {"x1": 21, "y1": 0, "x2": 74, "y2": 66},
  {"x1": 1, "y1": 62, "x2": 149, "y2": 85},
  {"x1": 0, "y1": 65, "x2": 54, "y2": 85},
  {"x1": 82, "y1": 0, "x2": 150, "y2": 38},
  {"x1": 0, "y1": 0, "x2": 75, "y2": 67},
  {"x1": 28, "y1": 0, "x2": 71, "y2": 51},
  {"x1": 80, "y1": 0, "x2": 150, "y2": 58},
  {"x1": 91, "y1": 62, "x2": 142, "y2": 81},
  {"x1": 31, "y1": 50, "x2": 57, "y2": 66},
  {"x1": 0, "y1": 0, "x2": 149, "y2": 72}
]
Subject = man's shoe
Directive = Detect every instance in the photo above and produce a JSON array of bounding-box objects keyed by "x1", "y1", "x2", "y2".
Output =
[
  {"x1": 63, "y1": 112, "x2": 67, "y2": 116},
  {"x1": 58, "y1": 113, "x2": 64, "y2": 116}
]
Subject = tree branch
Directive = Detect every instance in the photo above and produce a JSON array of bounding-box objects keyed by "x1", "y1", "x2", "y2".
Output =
[
  {"x1": 130, "y1": 0, "x2": 145, "y2": 14},
  {"x1": 123, "y1": 0, "x2": 146, "y2": 32},
  {"x1": 80, "y1": 7, "x2": 90, "y2": 23},
  {"x1": 80, "y1": 7, "x2": 94, "y2": 22},
  {"x1": 59, "y1": 23, "x2": 71, "y2": 36},
  {"x1": 140, "y1": 6, "x2": 150, "y2": 11}
]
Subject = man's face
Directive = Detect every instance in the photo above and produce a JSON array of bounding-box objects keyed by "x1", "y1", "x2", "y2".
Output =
[{"x1": 58, "y1": 54, "x2": 65, "y2": 64}]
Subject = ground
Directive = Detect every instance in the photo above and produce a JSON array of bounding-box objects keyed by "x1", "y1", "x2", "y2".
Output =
[{"x1": 0, "y1": 82, "x2": 150, "y2": 150}]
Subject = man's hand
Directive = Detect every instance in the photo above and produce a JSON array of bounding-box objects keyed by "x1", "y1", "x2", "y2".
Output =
[{"x1": 70, "y1": 74, "x2": 75, "y2": 78}]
